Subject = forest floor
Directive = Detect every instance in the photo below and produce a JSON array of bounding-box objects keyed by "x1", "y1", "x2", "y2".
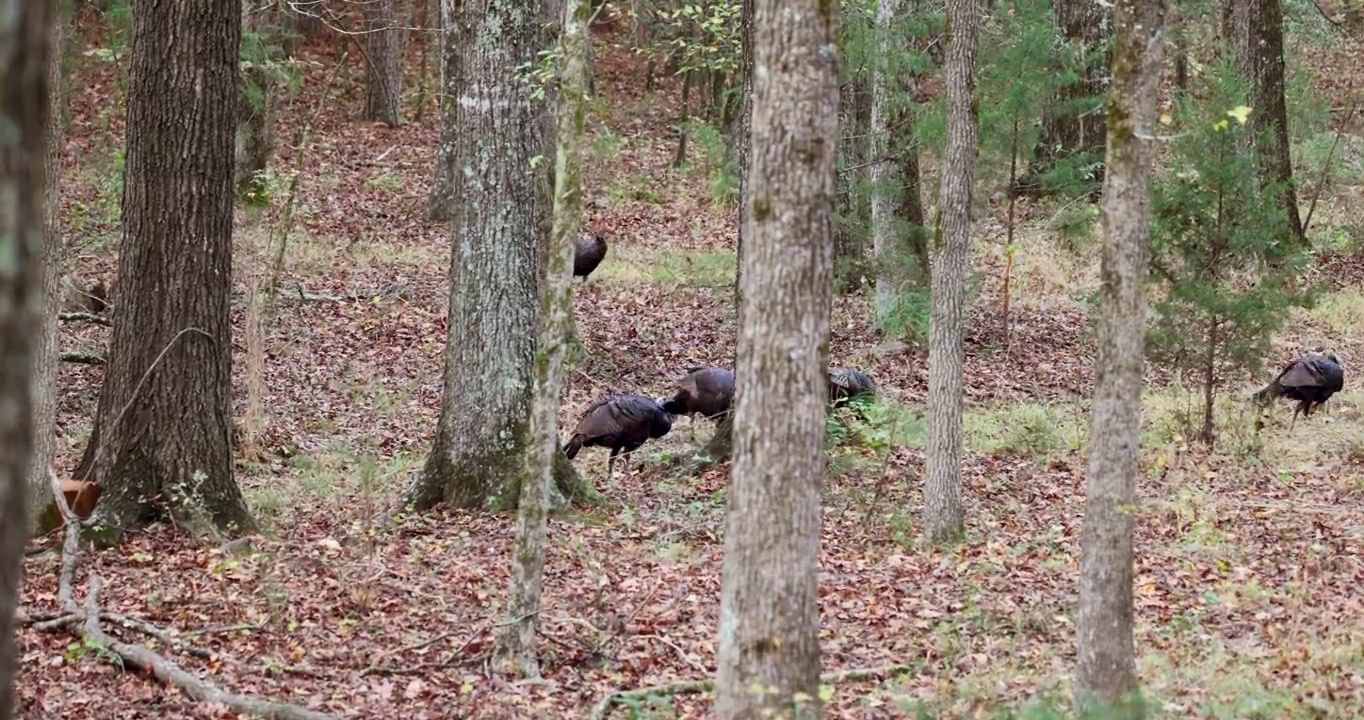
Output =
[{"x1": 18, "y1": 9, "x2": 1364, "y2": 720}]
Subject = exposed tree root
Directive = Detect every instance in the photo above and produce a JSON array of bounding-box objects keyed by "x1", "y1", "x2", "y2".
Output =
[{"x1": 588, "y1": 663, "x2": 916, "y2": 719}]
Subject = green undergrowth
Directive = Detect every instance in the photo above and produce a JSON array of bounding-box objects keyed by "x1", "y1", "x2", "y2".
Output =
[
  {"x1": 244, "y1": 443, "x2": 420, "y2": 529},
  {"x1": 592, "y1": 246, "x2": 736, "y2": 287}
]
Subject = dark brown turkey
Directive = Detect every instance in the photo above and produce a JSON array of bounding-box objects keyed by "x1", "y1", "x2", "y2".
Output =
[
  {"x1": 563, "y1": 393, "x2": 674, "y2": 477},
  {"x1": 827, "y1": 366, "x2": 876, "y2": 405},
  {"x1": 574, "y1": 234, "x2": 608, "y2": 279},
  {"x1": 1252, "y1": 351, "x2": 1344, "y2": 429},
  {"x1": 661, "y1": 366, "x2": 735, "y2": 440}
]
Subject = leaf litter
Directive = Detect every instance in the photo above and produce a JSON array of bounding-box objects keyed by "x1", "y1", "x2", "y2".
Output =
[{"x1": 20, "y1": 13, "x2": 1364, "y2": 720}]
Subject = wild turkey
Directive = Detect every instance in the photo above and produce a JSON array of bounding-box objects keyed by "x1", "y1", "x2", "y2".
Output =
[
  {"x1": 827, "y1": 366, "x2": 876, "y2": 405},
  {"x1": 661, "y1": 366, "x2": 735, "y2": 440},
  {"x1": 563, "y1": 393, "x2": 673, "y2": 477},
  {"x1": 1252, "y1": 351, "x2": 1344, "y2": 429},
  {"x1": 574, "y1": 234, "x2": 608, "y2": 279}
]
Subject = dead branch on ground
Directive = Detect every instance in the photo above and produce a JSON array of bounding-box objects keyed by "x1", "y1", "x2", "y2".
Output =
[
  {"x1": 58, "y1": 311, "x2": 112, "y2": 327},
  {"x1": 60, "y1": 351, "x2": 104, "y2": 365}
]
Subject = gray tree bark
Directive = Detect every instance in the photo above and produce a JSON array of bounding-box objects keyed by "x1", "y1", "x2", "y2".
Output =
[
  {"x1": 1226, "y1": 0, "x2": 1304, "y2": 243},
  {"x1": 495, "y1": 0, "x2": 590, "y2": 679},
  {"x1": 1038, "y1": 0, "x2": 1112, "y2": 166},
  {"x1": 81, "y1": 0, "x2": 256, "y2": 543},
  {"x1": 0, "y1": 0, "x2": 55, "y2": 712},
  {"x1": 712, "y1": 0, "x2": 837, "y2": 714},
  {"x1": 1075, "y1": 0, "x2": 1166, "y2": 713},
  {"x1": 407, "y1": 0, "x2": 555, "y2": 511},
  {"x1": 427, "y1": 0, "x2": 458, "y2": 220},
  {"x1": 921, "y1": 0, "x2": 978, "y2": 546},
  {"x1": 364, "y1": 0, "x2": 405, "y2": 126},
  {"x1": 27, "y1": 7, "x2": 65, "y2": 532}
]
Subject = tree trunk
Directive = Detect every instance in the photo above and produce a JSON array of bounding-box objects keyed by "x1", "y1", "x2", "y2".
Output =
[
  {"x1": 921, "y1": 0, "x2": 979, "y2": 547},
  {"x1": 1038, "y1": 0, "x2": 1112, "y2": 167},
  {"x1": 496, "y1": 0, "x2": 590, "y2": 678},
  {"x1": 27, "y1": 10, "x2": 65, "y2": 532},
  {"x1": 406, "y1": 0, "x2": 555, "y2": 511},
  {"x1": 1075, "y1": 0, "x2": 1166, "y2": 712},
  {"x1": 364, "y1": 0, "x2": 405, "y2": 126},
  {"x1": 0, "y1": 0, "x2": 55, "y2": 710},
  {"x1": 835, "y1": 76, "x2": 870, "y2": 287},
  {"x1": 236, "y1": 0, "x2": 279, "y2": 194},
  {"x1": 83, "y1": 0, "x2": 256, "y2": 543},
  {"x1": 1228, "y1": 0, "x2": 1305, "y2": 243},
  {"x1": 713, "y1": 0, "x2": 837, "y2": 716},
  {"x1": 427, "y1": 0, "x2": 458, "y2": 221},
  {"x1": 706, "y1": 0, "x2": 753, "y2": 467},
  {"x1": 871, "y1": 0, "x2": 910, "y2": 313}
]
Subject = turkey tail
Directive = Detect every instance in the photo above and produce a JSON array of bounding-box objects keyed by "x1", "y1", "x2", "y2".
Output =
[{"x1": 564, "y1": 435, "x2": 585, "y2": 459}]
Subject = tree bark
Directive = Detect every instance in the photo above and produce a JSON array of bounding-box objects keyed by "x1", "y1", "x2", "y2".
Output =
[
  {"x1": 713, "y1": 0, "x2": 837, "y2": 715},
  {"x1": 1075, "y1": 0, "x2": 1166, "y2": 712},
  {"x1": 364, "y1": 0, "x2": 405, "y2": 126},
  {"x1": 921, "y1": 0, "x2": 978, "y2": 546},
  {"x1": 870, "y1": 0, "x2": 926, "y2": 313},
  {"x1": 427, "y1": 0, "x2": 458, "y2": 221},
  {"x1": 236, "y1": 0, "x2": 280, "y2": 194},
  {"x1": 27, "y1": 8, "x2": 65, "y2": 532},
  {"x1": 495, "y1": 0, "x2": 589, "y2": 678},
  {"x1": 835, "y1": 76, "x2": 870, "y2": 287},
  {"x1": 82, "y1": 0, "x2": 256, "y2": 543},
  {"x1": 1038, "y1": 0, "x2": 1112, "y2": 166},
  {"x1": 0, "y1": 0, "x2": 55, "y2": 711},
  {"x1": 1227, "y1": 0, "x2": 1305, "y2": 242},
  {"x1": 408, "y1": 0, "x2": 555, "y2": 511}
]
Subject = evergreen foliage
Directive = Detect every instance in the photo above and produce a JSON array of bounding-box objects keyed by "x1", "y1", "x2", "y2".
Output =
[{"x1": 1146, "y1": 61, "x2": 1317, "y2": 443}]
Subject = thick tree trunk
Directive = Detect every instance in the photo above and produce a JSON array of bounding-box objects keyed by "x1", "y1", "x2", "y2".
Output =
[
  {"x1": 84, "y1": 0, "x2": 255, "y2": 543},
  {"x1": 364, "y1": 0, "x2": 405, "y2": 126},
  {"x1": 1075, "y1": 0, "x2": 1166, "y2": 712},
  {"x1": 27, "y1": 11, "x2": 65, "y2": 532},
  {"x1": 236, "y1": 0, "x2": 279, "y2": 194},
  {"x1": 496, "y1": 0, "x2": 590, "y2": 678},
  {"x1": 713, "y1": 0, "x2": 837, "y2": 715},
  {"x1": 921, "y1": 0, "x2": 978, "y2": 546},
  {"x1": 407, "y1": 0, "x2": 554, "y2": 511},
  {"x1": 427, "y1": 0, "x2": 458, "y2": 221},
  {"x1": 1038, "y1": 0, "x2": 1112, "y2": 166},
  {"x1": 1228, "y1": 0, "x2": 1304, "y2": 242},
  {"x1": 0, "y1": 0, "x2": 55, "y2": 710}
]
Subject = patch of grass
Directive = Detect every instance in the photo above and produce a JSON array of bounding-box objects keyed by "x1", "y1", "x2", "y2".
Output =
[
  {"x1": 284, "y1": 229, "x2": 434, "y2": 272},
  {"x1": 963, "y1": 403, "x2": 1086, "y2": 457},
  {"x1": 1309, "y1": 289, "x2": 1364, "y2": 338},
  {"x1": 365, "y1": 171, "x2": 406, "y2": 193},
  {"x1": 593, "y1": 246, "x2": 736, "y2": 287},
  {"x1": 604, "y1": 177, "x2": 664, "y2": 205}
]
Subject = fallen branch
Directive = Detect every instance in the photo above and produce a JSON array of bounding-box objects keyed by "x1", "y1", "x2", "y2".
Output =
[
  {"x1": 75, "y1": 575, "x2": 340, "y2": 720},
  {"x1": 588, "y1": 664, "x2": 916, "y2": 720},
  {"x1": 58, "y1": 311, "x2": 112, "y2": 327},
  {"x1": 361, "y1": 626, "x2": 488, "y2": 677},
  {"x1": 60, "y1": 351, "x2": 105, "y2": 365}
]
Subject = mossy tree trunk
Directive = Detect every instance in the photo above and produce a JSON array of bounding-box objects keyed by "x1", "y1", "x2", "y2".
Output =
[
  {"x1": 82, "y1": 0, "x2": 256, "y2": 543},
  {"x1": 363, "y1": 0, "x2": 405, "y2": 126},
  {"x1": 27, "y1": 9, "x2": 65, "y2": 532},
  {"x1": 407, "y1": 0, "x2": 558, "y2": 512},
  {"x1": 921, "y1": 0, "x2": 979, "y2": 547},
  {"x1": 712, "y1": 0, "x2": 837, "y2": 714},
  {"x1": 1075, "y1": 0, "x2": 1166, "y2": 712},
  {"x1": 495, "y1": 0, "x2": 591, "y2": 678},
  {"x1": 1, "y1": 0, "x2": 55, "y2": 707}
]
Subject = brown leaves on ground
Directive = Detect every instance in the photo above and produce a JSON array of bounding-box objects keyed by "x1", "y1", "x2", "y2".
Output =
[{"x1": 22, "y1": 14, "x2": 1364, "y2": 720}]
